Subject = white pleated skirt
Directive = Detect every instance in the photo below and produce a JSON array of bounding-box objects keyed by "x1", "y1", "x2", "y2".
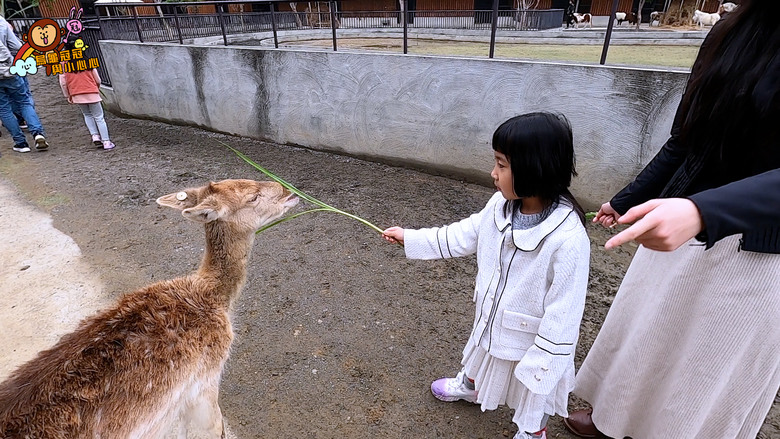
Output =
[
  {"x1": 575, "y1": 236, "x2": 780, "y2": 439},
  {"x1": 461, "y1": 338, "x2": 573, "y2": 432}
]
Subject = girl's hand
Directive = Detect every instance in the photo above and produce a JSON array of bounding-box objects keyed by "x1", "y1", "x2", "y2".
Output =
[
  {"x1": 593, "y1": 202, "x2": 620, "y2": 228},
  {"x1": 382, "y1": 227, "x2": 405, "y2": 245},
  {"x1": 604, "y1": 198, "x2": 704, "y2": 251}
]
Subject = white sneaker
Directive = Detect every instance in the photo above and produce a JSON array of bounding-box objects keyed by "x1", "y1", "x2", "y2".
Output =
[
  {"x1": 12, "y1": 145, "x2": 30, "y2": 153},
  {"x1": 430, "y1": 370, "x2": 477, "y2": 403},
  {"x1": 34, "y1": 134, "x2": 49, "y2": 150},
  {"x1": 513, "y1": 428, "x2": 547, "y2": 439}
]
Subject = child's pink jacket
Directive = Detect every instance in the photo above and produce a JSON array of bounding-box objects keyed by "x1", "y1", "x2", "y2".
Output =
[{"x1": 59, "y1": 69, "x2": 102, "y2": 104}]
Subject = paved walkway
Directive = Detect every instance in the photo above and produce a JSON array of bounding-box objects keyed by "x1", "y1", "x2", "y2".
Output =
[{"x1": 0, "y1": 179, "x2": 108, "y2": 381}]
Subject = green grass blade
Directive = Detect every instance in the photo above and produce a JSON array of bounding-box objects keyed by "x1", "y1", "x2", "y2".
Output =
[
  {"x1": 223, "y1": 142, "x2": 390, "y2": 240},
  {"x1": 323, "y1": 207, "x2": 385, "y2": 234},
  {"x1": 256, "y1": 208, "x2": 331, "y2": 233},
  {"x1": 220, "y1": 141, "x2": 322, "y2": 205}
]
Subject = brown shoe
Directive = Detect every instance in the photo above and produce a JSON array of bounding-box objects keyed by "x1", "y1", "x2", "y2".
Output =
[{"x1": 563, "y1": 409, "x2": 608, "y2": 438}]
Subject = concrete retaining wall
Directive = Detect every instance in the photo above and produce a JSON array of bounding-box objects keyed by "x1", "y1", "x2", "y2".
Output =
[{"x1": 99, "y1": 40, "x2": 689, "y2": 209}]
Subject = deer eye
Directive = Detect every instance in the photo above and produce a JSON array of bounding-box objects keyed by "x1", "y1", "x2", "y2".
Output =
[{"x1": 249, "y1": 194, "x2": 260, "y2": 203}]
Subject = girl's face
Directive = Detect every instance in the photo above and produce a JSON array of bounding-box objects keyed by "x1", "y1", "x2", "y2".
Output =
[{"x1": 491, "y1": 151, "x2": 518, "y2": 200}]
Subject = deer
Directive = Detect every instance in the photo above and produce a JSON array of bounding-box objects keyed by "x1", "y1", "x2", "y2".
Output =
[{"x1": 0, "y1": 179, "x2": 298, "y2": 438}]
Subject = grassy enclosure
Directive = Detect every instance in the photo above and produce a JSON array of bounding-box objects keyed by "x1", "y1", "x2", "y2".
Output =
[{"x1": 283, "y1": 38, "x2": 699, "y2": 69}]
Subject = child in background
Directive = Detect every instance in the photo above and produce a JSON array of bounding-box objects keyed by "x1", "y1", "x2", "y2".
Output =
[
  {"x1": 58, "y1": 40, "x2": 114, "y2": 150},
  {"x1": 382, "y1": 112, "x2": 590, "y2": 439}
]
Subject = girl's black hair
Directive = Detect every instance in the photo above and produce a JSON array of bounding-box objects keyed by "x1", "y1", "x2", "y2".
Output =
[
  {"x1": 492, "y1": 112, "x2": 586, "y2": 225},
  {"x1": 64, "y1": 35, "x2": 79, "y2": 51},
  {"x1": 62, "y1": 36, "x2": 96, "y2": 72}
]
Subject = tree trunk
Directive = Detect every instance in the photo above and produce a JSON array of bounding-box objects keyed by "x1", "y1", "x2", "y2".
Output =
[
  {"x1": 290, "y1": 3, "x2": 303, "y2": 27},
  {"x1": 635, "y1": 0, "x2": 645, "y2": 30},
  {"x1": 14, "y1": 0, "x2": 25, "y2": 18}
]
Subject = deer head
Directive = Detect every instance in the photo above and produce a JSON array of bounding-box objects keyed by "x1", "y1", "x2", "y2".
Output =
[{"x1": 156, "y1": 179, "x2": 299, "y2": 232}]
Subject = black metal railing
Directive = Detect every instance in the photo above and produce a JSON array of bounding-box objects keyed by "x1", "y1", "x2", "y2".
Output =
[
  {"x1": 89, "y1": 1, "x2": 563, "y2": 58},
  {"x1": 9, "y1": 0, "x2": 569, "y2": 84},
  {"x1": 80, "y1": 22, "x2": 112, "y2": 87}
]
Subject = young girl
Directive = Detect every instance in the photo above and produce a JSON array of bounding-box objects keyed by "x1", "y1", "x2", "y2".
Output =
[
  {"x1": 382, "y1": 112, "x2": 590, "y2": 439},
  {"x1": 58, "y1": 39, "x2": 115, "y2": 150}
]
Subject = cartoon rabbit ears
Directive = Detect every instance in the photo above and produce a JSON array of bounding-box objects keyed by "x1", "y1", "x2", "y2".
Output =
[{"x1": 68, "y1": 7, "x2": 83, "y2": 21}]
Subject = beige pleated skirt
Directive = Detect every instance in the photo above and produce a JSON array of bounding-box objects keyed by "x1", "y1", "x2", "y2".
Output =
[
  {"x1": 462, "y1": 339, "x2": 573, "y2": 432},
  {"x1": 575, "y1": 236, "x2": 780, "y2": 439}
]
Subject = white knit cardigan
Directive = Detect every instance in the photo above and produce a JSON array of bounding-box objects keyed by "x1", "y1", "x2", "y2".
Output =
[{"x1": 404, "y1": 192, "x2": 590, "y2": 395}]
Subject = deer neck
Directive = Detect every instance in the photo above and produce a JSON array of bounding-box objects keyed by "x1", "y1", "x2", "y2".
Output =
[{"x1": 196, "y1": 221, "x2": 256, "y2": 304}]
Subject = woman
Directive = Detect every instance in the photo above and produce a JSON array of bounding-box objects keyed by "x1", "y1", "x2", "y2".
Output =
[{"x1": 564, "y1": 1, "x2": 780, "y2": 438}]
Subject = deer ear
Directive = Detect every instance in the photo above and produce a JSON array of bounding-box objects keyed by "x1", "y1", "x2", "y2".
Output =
[
  {"x1": 156, "y1": 187, "x2": 203, "y2": 210},
  {"x1": 181, "y1": 200, "x2": 224, "y2": 223}
]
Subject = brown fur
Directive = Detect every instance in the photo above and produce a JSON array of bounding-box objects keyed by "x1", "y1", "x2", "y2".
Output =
[{"x1": 0, "y1": 179, "x2": 297, "y2": 438}]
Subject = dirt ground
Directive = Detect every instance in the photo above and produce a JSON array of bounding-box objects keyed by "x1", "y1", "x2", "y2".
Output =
[{"x1": 1, "y1": 73, "x2": 777, "y2": 439}]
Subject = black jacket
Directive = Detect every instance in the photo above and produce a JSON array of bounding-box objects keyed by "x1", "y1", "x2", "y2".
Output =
[{"x1": 610, "y1": 41, "x2": 780, "y2": 254}]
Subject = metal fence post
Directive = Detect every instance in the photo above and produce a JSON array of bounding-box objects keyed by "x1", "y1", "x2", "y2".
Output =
[
  {"x1": 173, "y1": 6, "x2": 183, "y2": 44},
  {"x1": 95, "y1": 6, "x2": 105, "y2": 40},
  {"x1": 489, "y1": 0, "x2": 498, "y2": 58},
  {"x1": 600, "y1": 0, "x2": 620, "y2": 64},
  {"x1": 217, "y1": 2, "x2": 228, "y2": 46},
  {"x1": 330, "y1": 0, "x2": 338, "y2": 51},
  {"x1": 132, "y1": 5, "x2": 144, "y2": 43},
  {"x1": 403, "y1": 0, "x2": 408, "y2": 54},
  {"x1": 270, "y1": 2, "x2": 279, "y2": 49}
]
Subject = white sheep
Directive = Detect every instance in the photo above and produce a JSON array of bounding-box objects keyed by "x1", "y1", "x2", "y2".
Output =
[
  {"x1": 650, "y1": 11, "x2": 663, "y2": 26},
  {"x1": 719, "y1": 2, "x2": 738, "y2": 15},
  {"x1": 692, "y1": 9, "x2": 720, "y2": 29}
]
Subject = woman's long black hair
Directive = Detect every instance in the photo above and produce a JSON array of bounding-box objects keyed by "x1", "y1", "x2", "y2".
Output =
[
  {"x1": 668, "y1": 0, "x2": 780, "y2": 195},
  {"x1": 492, "y1": 112, "x2": 586, "y2": 225}
]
